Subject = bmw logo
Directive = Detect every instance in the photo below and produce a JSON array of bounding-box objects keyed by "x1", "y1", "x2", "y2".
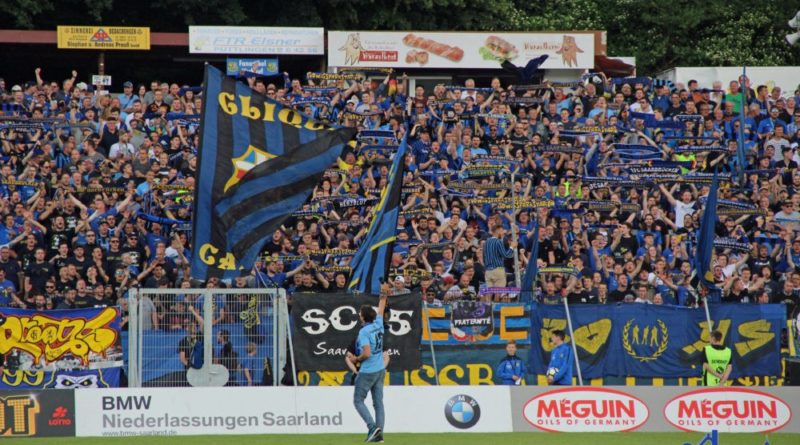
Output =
[{"x1": 444, "y1": 394, "x2": 481, "y2": 429}]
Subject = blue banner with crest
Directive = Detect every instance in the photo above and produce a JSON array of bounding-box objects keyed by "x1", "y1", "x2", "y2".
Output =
[
  {"x1": 529, "y1": 303, "x2": 784, "y2": 379},
  {"x1": 226, "y1": 58, "x2": 279, "y2": 77}
]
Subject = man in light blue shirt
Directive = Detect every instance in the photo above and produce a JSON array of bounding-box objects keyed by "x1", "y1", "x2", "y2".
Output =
[{"x1": 353, "y1": 283, "x2": 389, "y2": 443}]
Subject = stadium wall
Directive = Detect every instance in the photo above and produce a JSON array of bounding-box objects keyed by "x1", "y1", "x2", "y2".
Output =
[{"x1": 48, "y1": 386, "x2": 800, "y2": 437}]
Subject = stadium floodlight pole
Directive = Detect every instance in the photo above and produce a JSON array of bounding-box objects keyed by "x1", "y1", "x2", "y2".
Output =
[
  {"x1": 422, "y1": 300, "x2": 441, "y2": 385},
  {"x1": 562, "y1": 295, "x2": 584, "y2": 386}
]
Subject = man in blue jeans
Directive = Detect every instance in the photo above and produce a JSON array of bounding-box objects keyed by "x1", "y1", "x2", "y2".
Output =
[{"x1": 353, "y1": 282, "x2": 389, "y2": 443}]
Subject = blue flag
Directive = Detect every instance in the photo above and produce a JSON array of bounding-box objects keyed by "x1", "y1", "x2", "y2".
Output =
[
  {"x1": 520, "y1": 220, "x2": 540, "y2": 301},
  {"x1": 191, "y1": 65, "x2": 355, "y2": 281},
  {"x1": 697, "y1": 171, "x2": 719, "y2": 288},
  {"x1": 348, "y1": 131, "x2": 408, "y2": 294}
]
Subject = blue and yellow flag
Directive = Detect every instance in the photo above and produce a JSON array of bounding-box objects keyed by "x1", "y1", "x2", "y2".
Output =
[
  {"x1": 348, "y1": 131, "x2": 408, "y2": 294},
  {"x1": 191, "y1": 65, "x2": 355, "y2": 280},
  {"x1": 697, "y1": 171, "x2": 718, "y2": 289}
]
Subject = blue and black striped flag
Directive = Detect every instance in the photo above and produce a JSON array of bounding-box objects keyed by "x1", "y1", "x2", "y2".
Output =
[
  {"x1": 697, "y1": 170, "x2": 719, "y2": 289},
  {"x1": 348, "y1": 131, "x2": 408, "y2": 294},
  {"x1": 191, "y1": 65, "x2": 355, "y2": 281}
]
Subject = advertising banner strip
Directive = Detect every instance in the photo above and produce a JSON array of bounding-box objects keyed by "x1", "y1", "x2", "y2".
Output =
[
  {"x1": 328, "y1": 31, "x2": 595, "y2": 69},
  {"x1": 190, "y1": 26, "x2": 324, "y2": 55},
  {"x1": 290, "y1": 292, "x2": 422, "y2": 371},
  {"x1": 72, "y1": 386, "x2": 800, "y2": 436},
  {"x1": 57, "y1": 26, "x2": 150, "y2": 50}
]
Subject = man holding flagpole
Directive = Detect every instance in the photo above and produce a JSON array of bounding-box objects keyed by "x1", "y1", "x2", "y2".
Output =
[
  {"x1": 353, "y1": 282, "x2": 390, "y2": 443},
  {"x1": 483, "y1": 224, "x2": 517, "y2": 287}
]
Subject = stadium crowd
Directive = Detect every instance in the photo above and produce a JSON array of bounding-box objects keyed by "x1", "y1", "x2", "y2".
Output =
[{"x1": 0, "y1": 66, "x2": 799, "y2": 330}]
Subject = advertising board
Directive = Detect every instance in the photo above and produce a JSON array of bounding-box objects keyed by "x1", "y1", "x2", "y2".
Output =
[
  {"x1": 74, "y1": 386, "x2": 511, "y2": 436},
  {"x1": 189, "y1": 27, "x2": 324, "y2": 55},
  {"x1": 328, "y1": 31, "x2": 595, "y2": 69}
]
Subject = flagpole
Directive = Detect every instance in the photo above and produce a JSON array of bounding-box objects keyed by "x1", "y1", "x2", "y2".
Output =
[
  {"x1": 511, "y1": 170, "x2": 522, "y2": 287},
  {"x1": 737, "y1": 66, "x2": 748, "y2": 184},
  {"x1": 702, "y1": 295, "x2": 713, "y2": 333},
  {"x1": 422, "y1": 300, "x2": 440, "y2": 385},
  {"x1": 562, "y1": 294, "x2": 583, "y2": 386}
]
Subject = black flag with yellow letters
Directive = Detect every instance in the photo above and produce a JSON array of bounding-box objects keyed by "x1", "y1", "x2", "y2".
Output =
[{"x1": 191, "y1": 65, "x2": 355, "y2": 281}]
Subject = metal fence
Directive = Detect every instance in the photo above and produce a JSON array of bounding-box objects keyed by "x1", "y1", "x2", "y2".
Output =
[{"x1": 128, "y1": 288, "x2": 292, "y2": 387}]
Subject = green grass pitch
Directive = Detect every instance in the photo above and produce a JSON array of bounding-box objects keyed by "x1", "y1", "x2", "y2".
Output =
[{"x1": 3, "y1": 433, "x2": 797, "y2": 445}]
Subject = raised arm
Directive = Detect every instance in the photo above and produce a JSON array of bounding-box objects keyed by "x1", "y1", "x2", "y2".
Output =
[{"x1": 377, "y1": 282, "x2": 390, "y2": 317}]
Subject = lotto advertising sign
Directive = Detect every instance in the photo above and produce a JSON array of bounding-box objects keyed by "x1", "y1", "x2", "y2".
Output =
[
  {"x1": 0, "y1": 390, "x2": 75, "y2": 437},
  {"x1": 74, "y1": 387, "x2": 511, "y2": 437}
]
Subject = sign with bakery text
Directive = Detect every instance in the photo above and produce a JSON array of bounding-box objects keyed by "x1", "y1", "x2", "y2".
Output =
[{"x1": 328, "y1": 31, "x2": 595, "y2": 69}]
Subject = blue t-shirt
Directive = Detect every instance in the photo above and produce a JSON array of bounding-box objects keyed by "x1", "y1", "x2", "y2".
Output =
[{"x1": 356, "y1": 316, "x2": 385, "y2": 373}]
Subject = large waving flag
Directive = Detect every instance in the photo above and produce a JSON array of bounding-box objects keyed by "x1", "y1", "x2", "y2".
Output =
[
  {"x1": 348, "y1": 131, "x2": 408, "y2": 294},
  {"x1": 520, "y1": 220, "x2": 540, "y2": 301},
  {"x1": 697, "y1": 171, "x2": 719, "y2": 289},
  {"x1": 191, "y1": 65, "x2": 355, "y2": 281}
]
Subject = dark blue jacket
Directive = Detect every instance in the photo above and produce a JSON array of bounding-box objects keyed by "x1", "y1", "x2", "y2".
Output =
[
  {"x1": 496, "y1": 355, "x2": 526, "y2": 385},
  {"x1": 548, "y1": 343, "x2": 574, "y2": 385}
]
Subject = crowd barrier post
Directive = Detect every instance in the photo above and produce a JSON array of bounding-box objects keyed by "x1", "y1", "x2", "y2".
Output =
[
  {"x1": 278, "y1": 292, "x2": 298, "y2": 386},
  {"x1": 423, "y1": 300, "x2": 441, "y2": 385},
  {"x1": 128, "y1": 288, "x2": 140, "y2": 387}
]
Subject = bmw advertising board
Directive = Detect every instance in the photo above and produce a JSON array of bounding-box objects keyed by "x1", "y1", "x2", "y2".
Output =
[{"x1": 74, "y1": 386, "x2": 511, "y2": 436}]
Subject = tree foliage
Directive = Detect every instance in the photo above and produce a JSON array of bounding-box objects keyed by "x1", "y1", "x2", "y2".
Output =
[{"x1": 1, "y1": 0, "x2": 798, "y2": 75}]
